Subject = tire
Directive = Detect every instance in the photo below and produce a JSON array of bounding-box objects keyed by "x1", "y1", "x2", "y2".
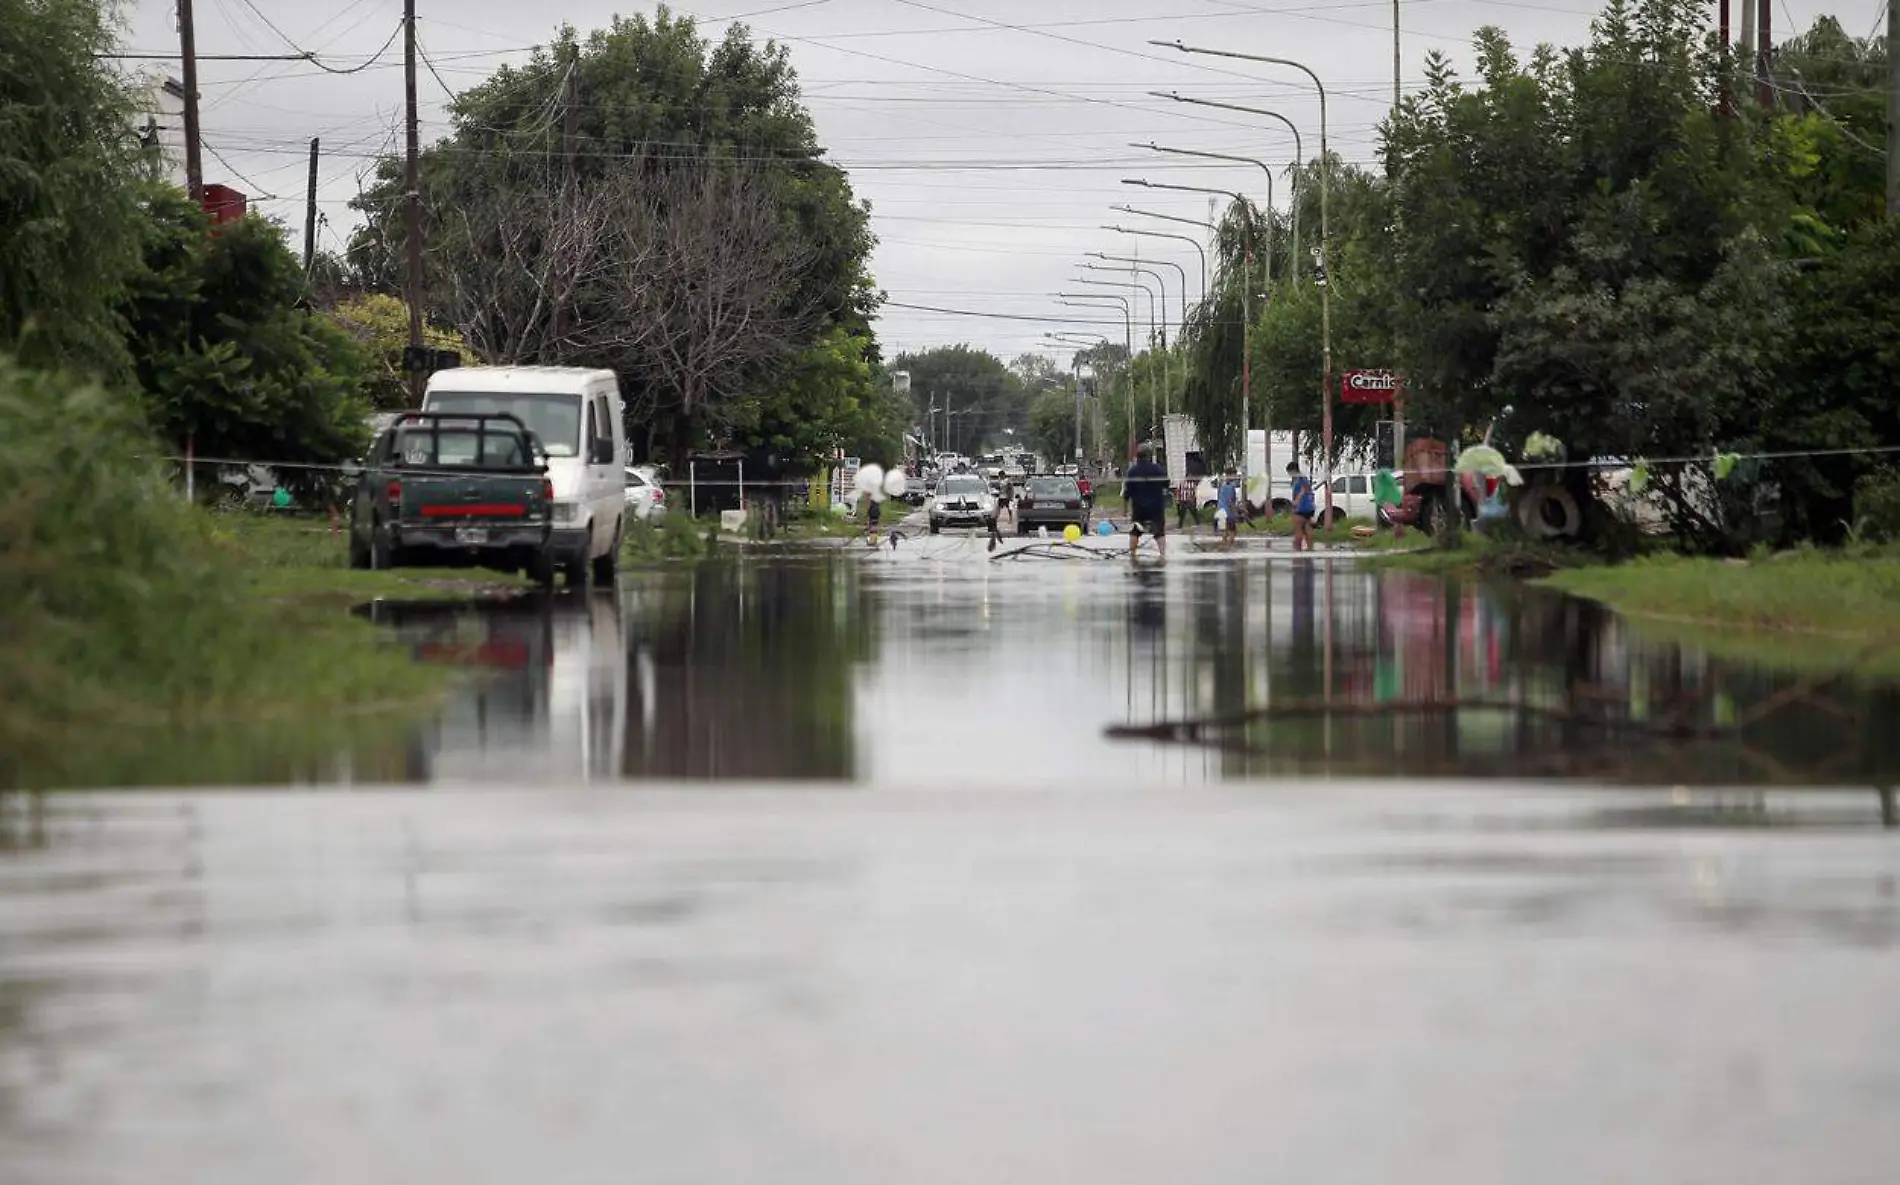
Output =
[
  {"x1": 591, "y1": 519, "x2": 621, "y2": 584},
  {"x1": 1017, "y1": 521, "x2": 1029, "y2": 536},
  {"x1": 563, "y1": 553, "x2": 590, "y2": 589},
  {"x1": 370, "y1": 526, "x2": 395, "y2": 571},
  {"x1": 929, "y1": 521, "x2": 941, "y2": 535},
  {"x1": 528, "y1": 553, "x2": 556, "y2": 589},
  {"x1": 1518, "y1": 485, "x2": 1582, "y2": 540}
]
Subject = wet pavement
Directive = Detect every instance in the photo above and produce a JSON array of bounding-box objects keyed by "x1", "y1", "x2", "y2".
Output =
[{"x1": 4, "y1": 538, "x2": 1899, "y2": 1181}]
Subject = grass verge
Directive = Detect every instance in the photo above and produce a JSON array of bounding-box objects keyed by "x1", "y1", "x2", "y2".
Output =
[
  {"x1": 1542, "y1": 549, "x2": 1900, "y2": 639},
  {"x1": 215, "y1": 512, "x2": 531, "y2": 605},
  {"x1": 0, "y1": 359, "x2": 460, "y2": 788}
]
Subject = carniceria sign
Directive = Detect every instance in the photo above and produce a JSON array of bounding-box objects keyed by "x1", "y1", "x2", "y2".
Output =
[{"x1": 1340, "y1": 369, "x2": 1401, "y2": 405}]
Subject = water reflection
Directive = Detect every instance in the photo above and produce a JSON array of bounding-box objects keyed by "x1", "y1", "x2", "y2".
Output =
[
  {"x1": 17, "y1": 548, "x2": 1898, "y2": 791},
  {"x1": 1132, "y1": 563, "x2": 1900, "y2": 785},
  {"x1": 344, "y1": 552, "x2": 1900, "y2": 790},
  {"x1": 365, "y1": 558, "x2": 872, "y2": 781}
]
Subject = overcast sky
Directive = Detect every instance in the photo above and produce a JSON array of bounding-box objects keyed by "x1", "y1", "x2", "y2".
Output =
[{"x1": 120, "y1": 0, "x2": 1883, "y2": 367}]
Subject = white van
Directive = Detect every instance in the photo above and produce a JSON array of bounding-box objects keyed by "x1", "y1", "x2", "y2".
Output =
[{"x1": 423, "y1": 366, "x2": 628, "y2": 586}]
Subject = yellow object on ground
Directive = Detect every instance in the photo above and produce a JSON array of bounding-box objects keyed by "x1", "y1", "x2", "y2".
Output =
[{"x1": 1063, "y1": 524, "x2": 1082, "y2": 542}]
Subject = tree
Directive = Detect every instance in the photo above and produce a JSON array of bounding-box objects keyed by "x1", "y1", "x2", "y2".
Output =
[
  {"x1": 122, "y1": 190, "x2": 373, "y2": 474},
  {"x1": 1027, "y1": 382, "x2": 1079, "y2": 464},
  {"x1": 328, "y1": 294, "x2": 467, "y2": 410},
  {"x1": 348, "y1": 7, "x2": 877, "y2": 466},
  {"x1": 1, "y1": 0, "x2": 150, "y2": 380},
  {"x1": 893, "y1": 344, "x2": 1026, "y2": 455},
  {"x1": 733, "y1": 325, "x2": 904, "y2": 467}
]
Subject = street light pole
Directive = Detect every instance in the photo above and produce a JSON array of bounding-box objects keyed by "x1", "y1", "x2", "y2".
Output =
[
  {"x1": 1150, "y1": 94, "x2": 1302, "y2": 281},
  {"x1": 1103, "y1": 226, "x2": 1206, "y2": 303},
  {"x1": 1046, "y1": 331, "x2": 1111, "y2": 465},
  {"x1": 1153, "y1": 42, "x2": 1333, "y2": 520},
  {"x1": 1130, "y1": 141, "x2": 1276, "y2": 283},
  {"x1": 1074, "y1": 274, "x2": 1159, "y2": 442},
  {"x1": 1082, "y1": 265, "x2": 1169, "y2": 424},
  {"x1": 1058, "y1": 294, "x2": 1137, "y2": 458},
  {"x1": 1091, "y1": 255, "x2": 1186, "y2": 353},
  {"x1": 1122, "y1": 179, "x2": 1268, "y2": 287},
  {"x1": 1117, "y1": 181, "x2": 1254, "y2": 486}
]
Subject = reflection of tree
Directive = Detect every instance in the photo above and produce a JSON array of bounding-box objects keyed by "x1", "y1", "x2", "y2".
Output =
[
  {"x1": 623, "y1": 560, "x2": 874, "y2": 778},
  {"x1": 1124, "y1": 565, "x2": 1900, "y2": 786}
]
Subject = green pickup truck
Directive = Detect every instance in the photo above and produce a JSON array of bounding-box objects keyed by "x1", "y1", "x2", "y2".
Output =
[{"x1": 347, "y1": 412, "x2": 557, "y2": 585}]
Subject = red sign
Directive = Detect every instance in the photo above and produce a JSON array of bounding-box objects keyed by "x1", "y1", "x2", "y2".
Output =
[
  {"x1": 201, "y1": 184, "x2": 247, "y2": 225},
  {"x1": 1341, "y1": 369, "x2": 1400, "y2": 405}
]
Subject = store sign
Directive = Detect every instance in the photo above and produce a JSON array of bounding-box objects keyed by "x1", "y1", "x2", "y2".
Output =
[{"x1": 1341, "y1": 369, "x2": 1401, "y2": 405}]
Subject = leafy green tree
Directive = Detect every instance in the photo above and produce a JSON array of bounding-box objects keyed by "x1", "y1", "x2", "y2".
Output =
[
  {"x1": 123, "y1": 190, "x2": 373, "y2": 473},
  {"x1": 894, "y1": 344, "x2": 1026, "y2": 455},
  {"x1": 1, "y1": 0, "x2": 150, "y2": 379},
  {"x1": 1027, "y1": 381, "x2": 1079, "y2": 463},
  {"x1": 349, "y1": 6, "x2": 876, "y2": 466},
  {"x1": 328, "y1": 293, "x2": 468, "y2": 411},
  {"x1": 734, "y1": 326, "x2": 904, "y2": 467}
]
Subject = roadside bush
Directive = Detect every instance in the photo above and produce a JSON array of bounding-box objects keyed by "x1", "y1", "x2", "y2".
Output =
[
  {"x1": 0, "y1": 356, "x2": 428, "y2": 785},
  {"x1": 621, "y1": 512, "x2": 716, "y2": 562},
  {"x1": 1852, "y1": 469, "x2": 1900, "y2": 543}
]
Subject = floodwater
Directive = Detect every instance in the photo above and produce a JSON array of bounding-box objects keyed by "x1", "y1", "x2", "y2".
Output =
[
  {"x1": 344, "y1": 535, "x2": 1897, "y2": 789},
  {"x1": 4, "y1": 537, "x2": 1900, "y2": 1182}
]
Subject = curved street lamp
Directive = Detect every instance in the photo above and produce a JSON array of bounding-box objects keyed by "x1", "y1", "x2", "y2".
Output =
[
  {"x1": 1102, "y1": 225, "x2": 1205, "y2": 302},
  {"x1": 1144, "y1": 98, "x2": 1302, "y2": 278},
  {"x1": 1151, "y1": 41, "x2": 1335, "y2": 517},
  {"x1": 1057, "y1": 294, "x2": 1138, "y2": 458}
]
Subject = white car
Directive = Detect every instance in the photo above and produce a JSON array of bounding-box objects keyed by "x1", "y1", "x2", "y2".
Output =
[
  {"x1": 928, "y1": 473, "x2": 998, "y2": 534},
  {"x1": 623, "y1": 467, "x2": 667, "y2": 521}
]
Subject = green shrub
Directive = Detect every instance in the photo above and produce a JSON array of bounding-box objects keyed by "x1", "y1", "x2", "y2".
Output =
[
  {"x1": 621, "y1": 512, "x2": 716, "y2": 562},
  {"x1": 1852, "y1": 469, "x2": 1900, "y2": 543},
  {"x1": 0, "y1": 356, "x2": 431, "y2": 785}
]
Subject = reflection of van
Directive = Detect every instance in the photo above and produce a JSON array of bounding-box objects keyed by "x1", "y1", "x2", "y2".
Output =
[{"x1": 423, "y1": 367, "x2": 627, "y2": 586}]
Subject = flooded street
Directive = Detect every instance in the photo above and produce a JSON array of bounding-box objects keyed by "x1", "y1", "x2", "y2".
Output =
[
  {"x1": 4, "y1": 543, "x2": 1899, "y2": 1181},
  {"x1": 361, "y1": 539, "x2": 1899, "y2": 788}
]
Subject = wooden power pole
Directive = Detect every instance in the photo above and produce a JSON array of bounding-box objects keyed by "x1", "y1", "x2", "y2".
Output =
[
  {"x1": 304, "y1": 137, "x2": 320, "y2": 274},
  {"x1": 553, "y1": 45, "x2": 580, "y2": 349},
  {"x1": 402, "y1": 0, "x2": 425, "y2": 403},
  {"x1": 177, "y1": 0, "x2": 203, "y2": 201},
  {"x1": 1889, "y1": 0, "x2": 1899, "y2": 216}
]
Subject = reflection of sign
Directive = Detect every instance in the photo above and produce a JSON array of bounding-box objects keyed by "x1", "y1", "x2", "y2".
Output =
[{"x1": 1341, "y1": 369, "x2": 1400, "y2": 404}]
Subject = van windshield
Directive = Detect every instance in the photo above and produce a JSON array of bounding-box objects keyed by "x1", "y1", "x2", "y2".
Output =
[{"x1": 426, "y1": 392, "x2": 581, "y2": 457}]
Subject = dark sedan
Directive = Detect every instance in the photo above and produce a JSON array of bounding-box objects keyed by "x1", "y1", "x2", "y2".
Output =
[{"x1": 1015, "y1": 475, "x2": 1091, "y2": 535}]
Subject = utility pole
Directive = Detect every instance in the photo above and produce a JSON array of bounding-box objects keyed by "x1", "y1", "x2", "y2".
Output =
[
  {"x1": 303, "y1": 137, "x2": 320, "y2": 275},
  {"x1": 1756, "y1": 0, "x2": 1773, "y2": 109},
  {"x1": 554, "y1": 45, "x2": 580, "y2": 349},
  {"x1": 1889, "y1": 0, "x2": 1899, "y2": 216},
  {"x1": 402, "y1": 0, "x2": 425, "y2": 404},
  {"x1": 1392, "y1": 0, "x2": 1401, "y2": 111},
  {"x1": 1072, "y1": 358, "x2": 1084, "y2": 465},
  {"x1": 1718, "y1": 0, "x2": 1732, "y2": 115},
  {"x1": 176, "y1": 0, "x2": 203, "y2": 202}
]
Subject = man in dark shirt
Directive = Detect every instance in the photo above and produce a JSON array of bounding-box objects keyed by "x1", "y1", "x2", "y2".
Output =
[{"x1": 1122, "y1": 445, "x2": 1171, "y2": 560}]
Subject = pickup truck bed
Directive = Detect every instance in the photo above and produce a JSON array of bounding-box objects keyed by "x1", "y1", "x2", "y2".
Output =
[{"x1": 349, "y1": 413, "x2": 557, "y2": 584}]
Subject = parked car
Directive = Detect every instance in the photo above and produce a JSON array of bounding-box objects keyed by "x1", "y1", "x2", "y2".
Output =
[
  {"x1": 1015, "y1": 474, "x2": 1090, "y2": 535},
  {"x1": 929, "y1": 473, "x2": 997, "y2": 534},
  {"x1": 623, "y1": 466, "x2": 667, "y2": 521},
  {"x1": 422, "y1": 365, "x2": 627, "y2": 586},
  {"x1": 348, "y1": 412, "x2": 557, "y2": 586}
]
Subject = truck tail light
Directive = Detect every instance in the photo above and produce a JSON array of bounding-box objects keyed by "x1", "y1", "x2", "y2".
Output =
[
  {"x1": 653, "y1": 488, "x2": 665, "y2": 503},
  {"x1": 385, "y1": 479, "x2": 401, "y2": 506},
  {"x1": 542, "y1": 479, "x2": 554, "y2": 502}
]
